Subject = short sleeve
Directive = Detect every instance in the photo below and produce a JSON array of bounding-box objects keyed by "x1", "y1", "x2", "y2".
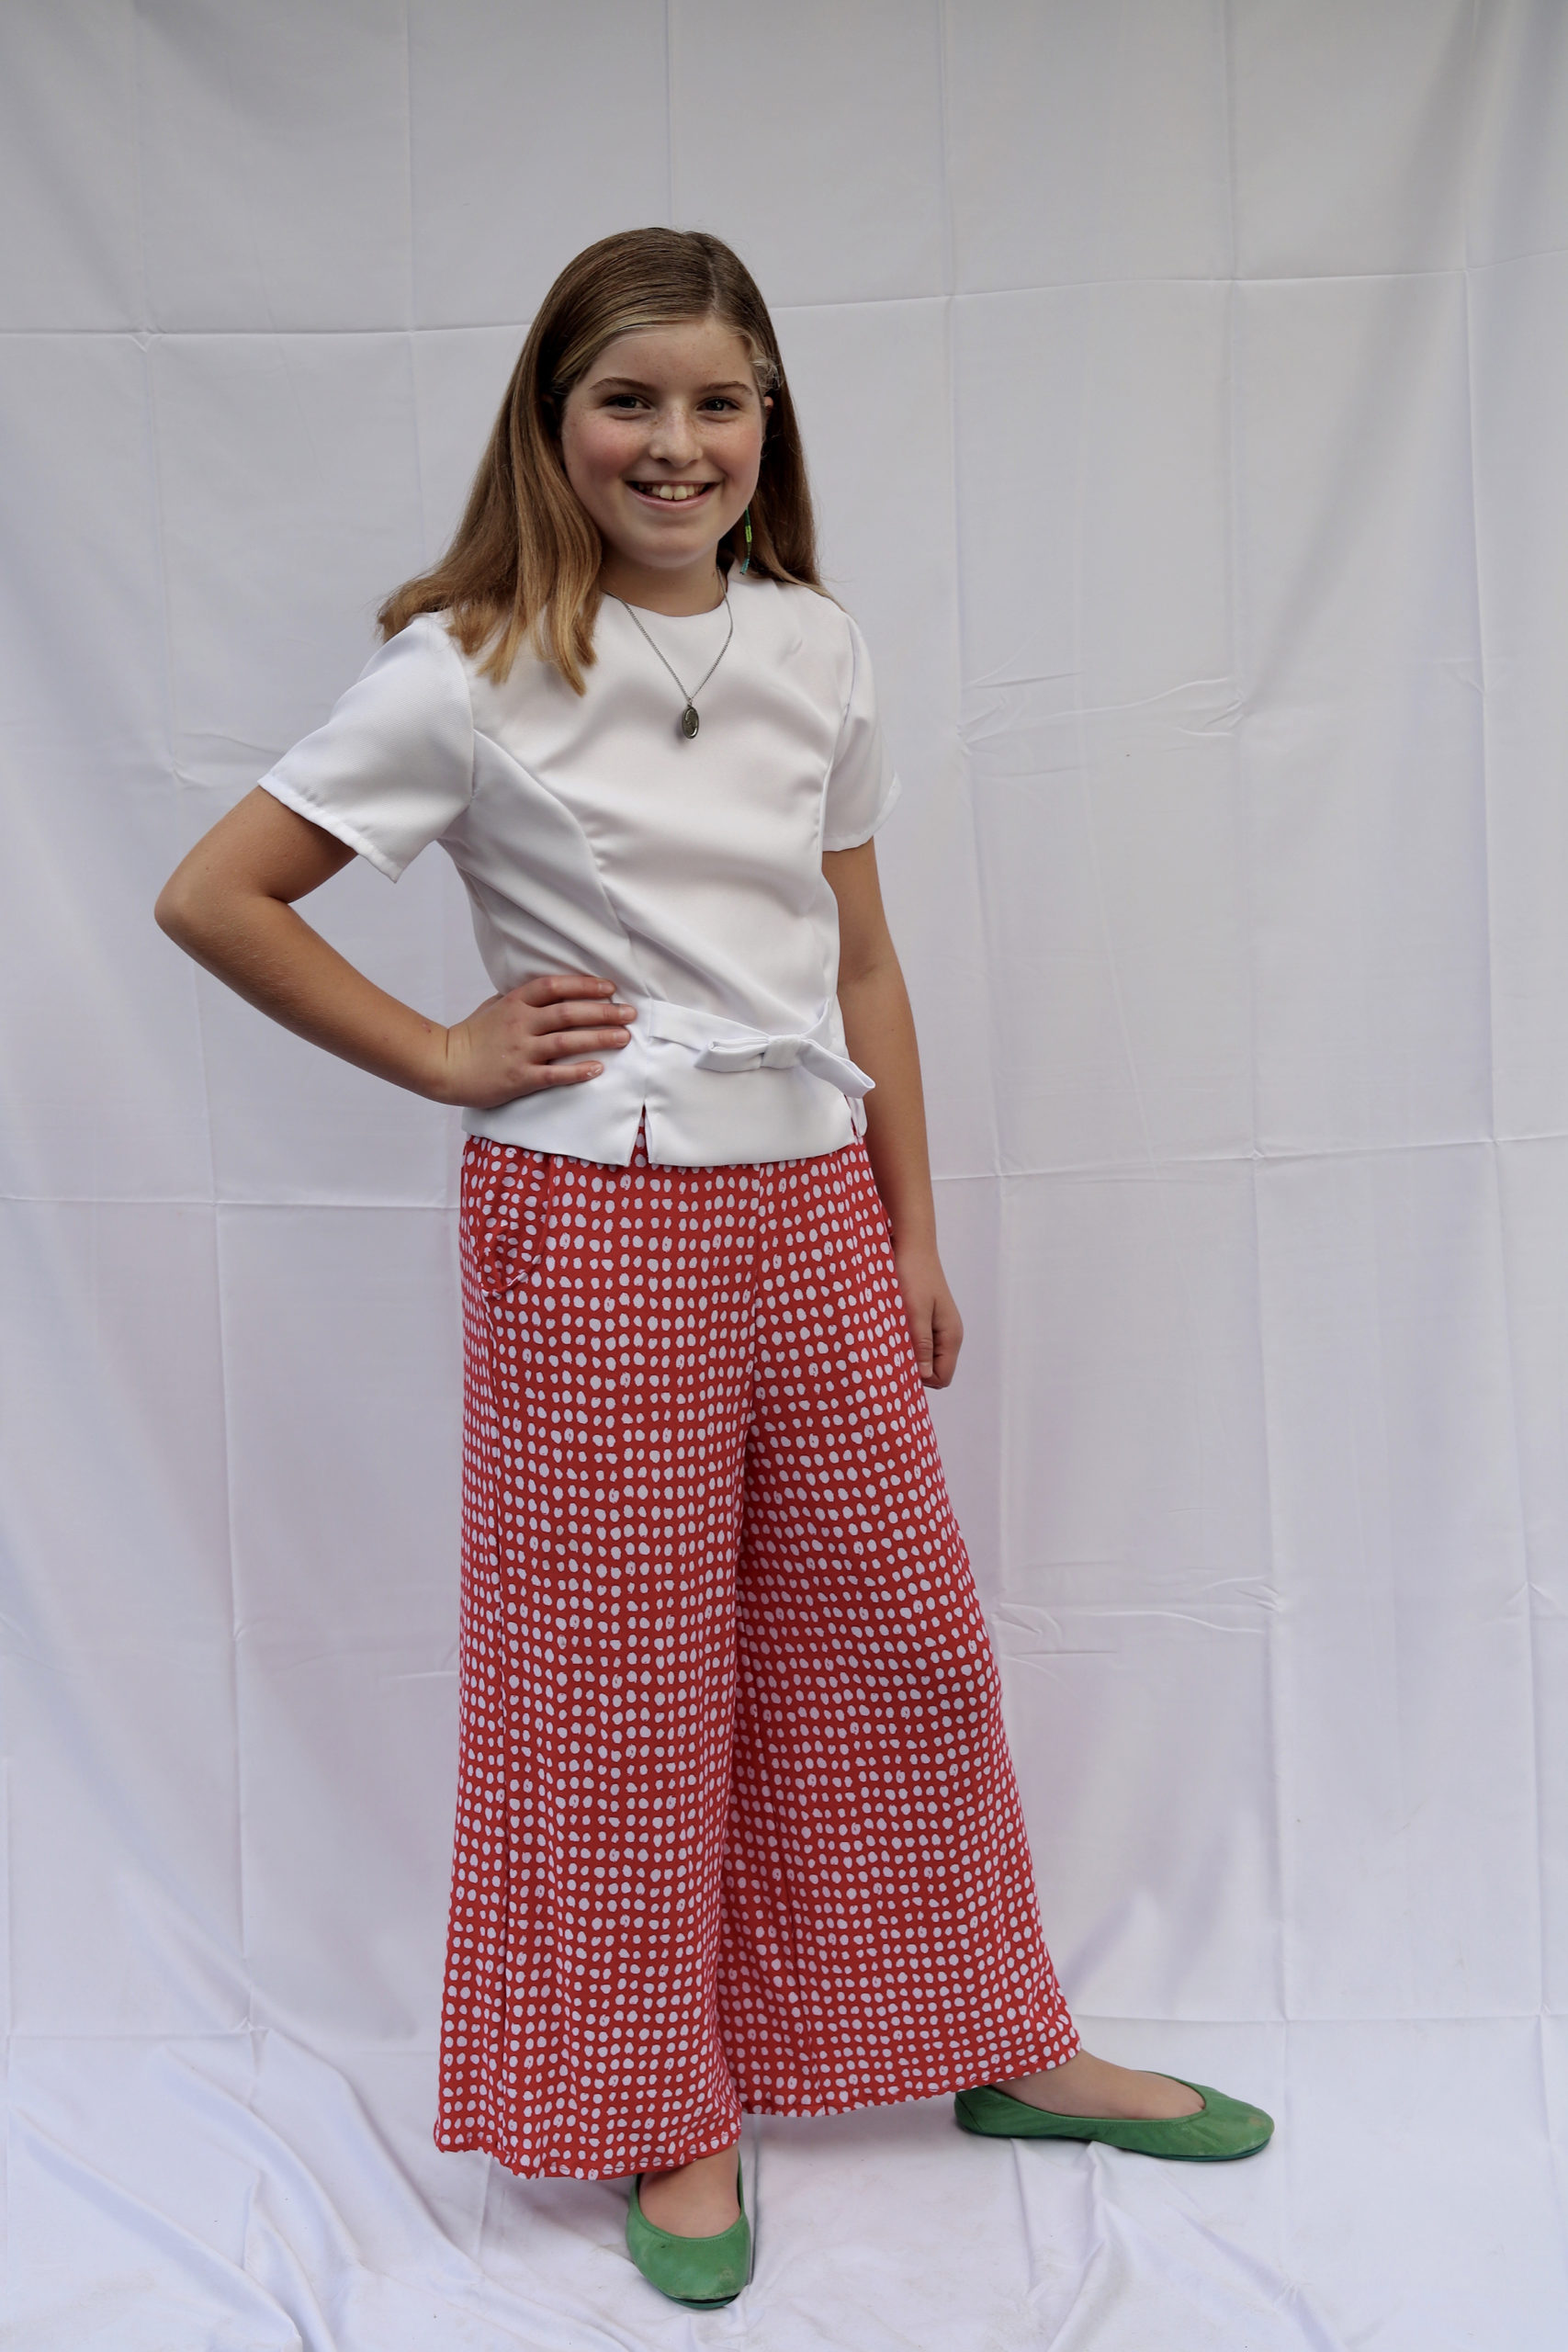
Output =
[
  {"x1": 820, "y1": 613, "x2": 902, "y2": 852},
  {"x1": 256, "y1": 615, "x2": 475, "y2": 882}
]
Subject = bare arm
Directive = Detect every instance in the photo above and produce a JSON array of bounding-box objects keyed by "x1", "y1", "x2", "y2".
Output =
[
  {"x1": 823, "y1": 838, "x2": 963, "y2": 1387},
  {"x1": 153, "y1": 786, "x2": 637, "y2": 1105}
]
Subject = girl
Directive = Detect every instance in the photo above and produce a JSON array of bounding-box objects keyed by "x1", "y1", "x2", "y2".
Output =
[{"x1": 155, "y1": 228, "x2": 1270, "y2": 2312}]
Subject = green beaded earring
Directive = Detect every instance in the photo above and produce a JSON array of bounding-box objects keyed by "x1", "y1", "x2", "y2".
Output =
[{"x1": 739, "y1": 506, "x2": 753, "y2": 574}]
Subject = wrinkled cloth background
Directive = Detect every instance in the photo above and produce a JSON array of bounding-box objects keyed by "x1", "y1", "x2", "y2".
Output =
[{"x1": 4, "y1": 4, "x2": 1567, "y2": 2346}]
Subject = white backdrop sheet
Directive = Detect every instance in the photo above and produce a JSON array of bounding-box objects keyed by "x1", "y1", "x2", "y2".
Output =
[{"x1": 3, "y1": 2, "x2": 1567, "y2": 2346}]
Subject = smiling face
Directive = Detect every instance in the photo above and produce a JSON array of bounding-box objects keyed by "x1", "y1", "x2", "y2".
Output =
[{"x1": 558, "y1": 316, "x2": 771, "y2": 613}]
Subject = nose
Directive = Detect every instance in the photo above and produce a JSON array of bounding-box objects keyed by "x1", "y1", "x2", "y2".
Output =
[{"x1": 646, "y1": 401, "x2": 703, "y2": 466}]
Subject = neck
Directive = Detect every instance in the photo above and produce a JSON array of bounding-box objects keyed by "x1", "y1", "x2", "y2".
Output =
[{"x1": 598, "y1": 549, "x2": 727, "y2": 616}]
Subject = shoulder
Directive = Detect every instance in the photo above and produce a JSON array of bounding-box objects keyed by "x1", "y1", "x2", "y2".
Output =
[
  {"x1": 367, "y1": 610, "x2": 479, "y2": 725},
  {"x1": 331, "y1": 611, "x2": 476, "y2": 767},
  {"x1": 739, "y1": 571, "x2": 852, "y2": 641},
  {"x1": 735, "y1": 573, "x2": 867, "y2": 703},
  {"x1": 377, "y1": 609, "x2": 476, "y2": 690}
]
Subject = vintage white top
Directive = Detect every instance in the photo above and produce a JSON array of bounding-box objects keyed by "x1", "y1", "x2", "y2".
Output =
[{"x1": 256, "y1": 570, "x2": 901, "y2": 1166}]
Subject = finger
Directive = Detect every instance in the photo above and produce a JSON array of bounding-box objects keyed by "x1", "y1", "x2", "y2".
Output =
[
  {"x1": 536, "y1": 1023, "x2": 634, "y2": 1060},
  {"x1": 908, "y1": 1306, "x2": 935, "y2": 1384},
  {"x1": 513, "y1": 971, "x2": 620, "y2": 1008},
  {"x1": 538, "y1": 1057, "x2": 604, "y2": 1084},
  {"x1": 534, "y1": 996, "x2": 637, "y2": 1034},
  {"x1": 930, "y1": 1302, "x2": 964, "y2": 1388}
]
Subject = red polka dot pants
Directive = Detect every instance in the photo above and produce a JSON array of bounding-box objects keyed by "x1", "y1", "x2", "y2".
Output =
[{"x1": 434, "y1": 1123, "x2": 1077, "y2": 2180}]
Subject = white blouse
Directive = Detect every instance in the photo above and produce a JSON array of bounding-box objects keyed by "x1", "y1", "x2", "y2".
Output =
[{"x1": 257, "y1": 571, "x2": 901, "y2": 1167}]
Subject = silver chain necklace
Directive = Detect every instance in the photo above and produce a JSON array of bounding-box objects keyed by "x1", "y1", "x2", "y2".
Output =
[{"x1": 614, "y1": 585, "x2": 734, "y2": 741}]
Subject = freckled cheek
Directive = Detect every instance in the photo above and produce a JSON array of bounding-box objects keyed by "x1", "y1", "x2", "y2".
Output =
[{"x1": 565, "y1": 420, "x2": 643, "y2": 492}]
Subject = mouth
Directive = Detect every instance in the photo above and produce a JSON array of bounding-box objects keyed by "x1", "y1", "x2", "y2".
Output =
[{"x1": 626, "y1": 480, "x2": 718, "y2": 508}]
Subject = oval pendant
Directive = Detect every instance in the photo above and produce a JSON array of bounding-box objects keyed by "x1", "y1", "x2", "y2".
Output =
[{"x1": 680, "y1": 704, "x2": 700, "y2": 740}]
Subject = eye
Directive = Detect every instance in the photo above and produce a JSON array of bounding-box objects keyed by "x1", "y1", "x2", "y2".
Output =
[{"x1": 702, "y1": 396, "x2": 741, "y2": 413}]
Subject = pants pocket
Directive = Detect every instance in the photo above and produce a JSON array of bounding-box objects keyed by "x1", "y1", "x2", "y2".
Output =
[{"x1": 460, "y1": 1136, "x2": 556, "y2": 1299}]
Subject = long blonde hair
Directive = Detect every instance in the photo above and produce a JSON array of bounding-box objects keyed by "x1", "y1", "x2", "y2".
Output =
[{"x1": 378, "y1": 228, "x2": 823, "y2": 693}]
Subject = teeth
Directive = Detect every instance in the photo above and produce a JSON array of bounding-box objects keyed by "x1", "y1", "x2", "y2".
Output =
[{"x1": 634, "y1": 482, "x2": 709, "y2": 502}]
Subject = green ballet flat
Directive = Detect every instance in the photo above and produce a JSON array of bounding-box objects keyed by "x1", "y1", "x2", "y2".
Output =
[
  {"x1": 954, "y1": 2077, "x2": 1273, "y2": 2162},
  {"x1": 626, "y1": 2161, "x2": 750, "y2": 2308}
]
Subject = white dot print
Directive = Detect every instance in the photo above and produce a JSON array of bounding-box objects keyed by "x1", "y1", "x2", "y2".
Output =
[{"x1": 434, "y1": 1121, "x2": 1077, "y2": 2179}]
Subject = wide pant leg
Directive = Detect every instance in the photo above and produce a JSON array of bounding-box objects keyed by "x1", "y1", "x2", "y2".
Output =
[
  {"x1": 436, "y1": 1131, "x2": 757, "y2": 2179},
  {"x1": 717, "y1": 1137, "x2": 1077, "y2": 2112},
  {"x1": 434, "y1": 1126, "x2": 1077, "y2": 2183}
]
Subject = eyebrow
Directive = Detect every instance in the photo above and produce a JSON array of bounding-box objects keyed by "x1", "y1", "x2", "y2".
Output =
[{"x1": 591, "y1": 375, "x2": 754, "y2": 396}]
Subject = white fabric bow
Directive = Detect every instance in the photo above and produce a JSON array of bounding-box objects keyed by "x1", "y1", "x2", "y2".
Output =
[{"x1": 639, "y1": 999, "x2": 874, "y2": 1100}]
